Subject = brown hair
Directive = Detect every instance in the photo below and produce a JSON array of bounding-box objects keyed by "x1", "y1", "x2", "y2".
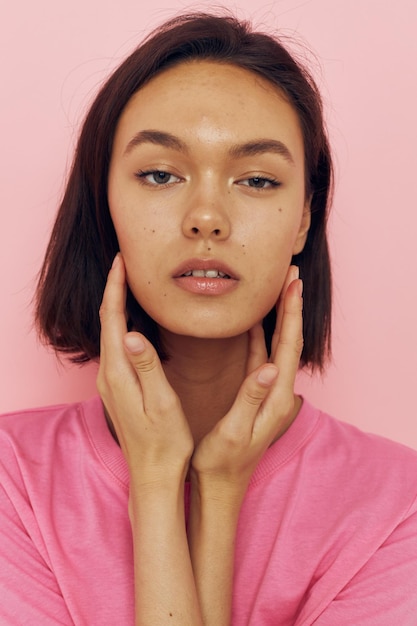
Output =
[{"x1": 36, "y1": 12, "x2": 333, "y2": 370}]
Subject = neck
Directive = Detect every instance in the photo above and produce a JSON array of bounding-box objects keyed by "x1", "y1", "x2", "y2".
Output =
[{"x1": 161, "y1": 332, "x2": 249, "y2": 445}]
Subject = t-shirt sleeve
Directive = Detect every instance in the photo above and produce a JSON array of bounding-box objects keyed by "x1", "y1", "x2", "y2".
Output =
[
  {"x1": 0, "y1": 441, "x2": 73, "y2": 625},
  {"x1": 312, "y1": 506, "x2": 417, "y2": 625}
]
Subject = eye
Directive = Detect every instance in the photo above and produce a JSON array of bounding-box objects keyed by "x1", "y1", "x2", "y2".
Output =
[
  {"x1": 135, "y1": 170, "x2": 181, "y2": 186},
  {"x1": 238, "y1": 176, "x2": 281, "y2": 189}
]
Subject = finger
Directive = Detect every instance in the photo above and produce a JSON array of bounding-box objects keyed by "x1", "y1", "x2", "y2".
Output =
[
  {"x1": 271, "y1": 277, "x2": 303, "y2": 395},
  {"x1": 123, "y1": 332, "x2": 181, "y2": 417},
  {"x1": 97, "y1": 253, "x2": 137, "y2": 405},
  {"x1": 251, "y1": 278, "x2": 302, "y2": 442},
  {"x1": 271, "y1": 265, "x2": 299, "y2": 358},
  {"x1": 219, "y1": 363, "x2": 278, "y2": 439},
  {"x1": 246, "y1": 323, "x2": 268, "y2": 375},
  {"x1": 99, "y1": 253, "x2": 128, "y2": 362}
]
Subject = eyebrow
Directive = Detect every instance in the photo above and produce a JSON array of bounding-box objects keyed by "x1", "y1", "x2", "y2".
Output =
[
  {"x1": 228, "y1": 139, "x2": 295, "y2": 165},
  {"x1": 124, "y1": 129, "x2": 295, "y2": 165},
  {"x1": 124, "y1": 130, "x2": 188, "y2": 155}
]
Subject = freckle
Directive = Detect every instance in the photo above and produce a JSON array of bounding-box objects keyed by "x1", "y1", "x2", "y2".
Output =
[
  {"x1": 163, "y1": 293, "x2": 167, "y2": 297},
  {"x1": 278, "y1": 207, "x2": 283, "y2": 212},
  {"x1": 147, "y1": 281, "x2": 151, "y2": 285},
  {"x1": 207, "y1": 247, "x2": 211, "y2": 251},
  {"x1": 151, "y1": 229, "x2": 155, "y2": 233},
  {"x1": 242, "y1": 244, "x2": 245, "y2": 248}
]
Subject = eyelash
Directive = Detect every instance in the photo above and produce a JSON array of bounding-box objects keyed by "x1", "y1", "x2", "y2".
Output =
[
  {"x1": 134, "y1": 170, "x2": 281, "y2": 190},
  {"x1": 134, "y1": 170, "x2": 181, "y2": 186},
  {"x1": 238, "y1": 176, "x2": 281, "y2": 189}
]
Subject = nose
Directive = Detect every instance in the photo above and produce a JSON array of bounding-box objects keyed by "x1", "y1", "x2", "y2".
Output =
[{"x1": 181, "y1": 186, "x2": 231, "y2": 241}]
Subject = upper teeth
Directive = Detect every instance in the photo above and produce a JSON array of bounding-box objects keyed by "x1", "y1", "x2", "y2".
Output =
[{"x1": 183, "y1": 270, "x2": 229, "y2": 278}]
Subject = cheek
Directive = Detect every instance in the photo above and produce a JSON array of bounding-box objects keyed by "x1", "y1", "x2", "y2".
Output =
[{"x1": 244, "y1": 225, "x2": 299, "y2": 306}]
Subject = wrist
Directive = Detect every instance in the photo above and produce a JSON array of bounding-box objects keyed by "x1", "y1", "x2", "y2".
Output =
[
  {"x1": 129, "y1": 476, "x2": 187, "y2": 524},
  {"x1": 189, "y1": 472, "x2": 246, "y2": 527},
  {"x1": 190, "y1": 464, "x2": 249, "y2": 502}
]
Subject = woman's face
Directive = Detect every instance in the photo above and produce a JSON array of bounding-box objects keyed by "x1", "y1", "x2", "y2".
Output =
[{"x1": 108, "y1": 60, "x2": 310, "y2": 340}]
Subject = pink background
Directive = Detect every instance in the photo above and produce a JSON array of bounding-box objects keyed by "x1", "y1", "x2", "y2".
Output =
[{"x1": 1, "y1": 0, "x2": 416, "y2": 448}]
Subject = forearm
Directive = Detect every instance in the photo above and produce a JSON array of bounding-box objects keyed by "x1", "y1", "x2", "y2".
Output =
[
  {"x1": 130, "y1": 478, "x2": 203, "y2": 626},
  {"x1": 188, "y1": 476, "x2": 245, "y2": 626}
]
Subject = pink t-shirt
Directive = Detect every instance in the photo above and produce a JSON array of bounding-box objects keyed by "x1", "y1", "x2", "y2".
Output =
[{"x1": 1, "y1": 396, "x2": 417, "y2": 624}]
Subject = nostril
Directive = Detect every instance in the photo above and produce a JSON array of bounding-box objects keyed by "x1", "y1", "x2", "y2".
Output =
[
  {"x1": 213, "y1": 229, "x2": 220, "y2": 236},
  {"x1": 191, "y1": 227, "x2": 199, "y2": 234}
]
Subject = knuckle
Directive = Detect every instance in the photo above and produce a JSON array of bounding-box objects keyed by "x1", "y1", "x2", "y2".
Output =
[
  {"x1": 217, "y1": 421, "x2": 249, "y2": 448},
  {"x1": 294, "y1": 336, "x2": 304, "y2": 355},
  {"x1": 98, "y1": 360, "x2": 129, "y2": 392},
  {"x1": 103, "y1": 368, "x2": 122, "y2": 388},
  {"x1": 244, "y1": 385, "x2": 267, "y2": 407},
  {"x1": 134, "y1": 355, "x2": 158, "y2": 374},
  {"x1": 244, "y1": 393, "x2": 263, "y2": 407},
  {"x1": 155, "y1": 392, "x2": 182, "y2": 416},
  {"x1": 98, "y1": 303, "x2": 112, "y2": 324},
  {"x1": 278, "y1": 334, "x2": 304, "y2": 356}
]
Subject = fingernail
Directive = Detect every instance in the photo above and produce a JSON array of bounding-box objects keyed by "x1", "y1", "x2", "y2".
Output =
[
  {"x1": 112, "y1": 253, "x2": 120, "y2": 269},
  {"x1": 257, "y1": 365, "x2": 278, "y2": 386},
  {"x1": 124, "y1": 334, "x2": 145, "y2": 354},
  {"x1": 292, "y1": 265, "x2": 300, "y2": 281},
  {"x1": 297, "y1": 279, "x2": 303, "y2": 297}
]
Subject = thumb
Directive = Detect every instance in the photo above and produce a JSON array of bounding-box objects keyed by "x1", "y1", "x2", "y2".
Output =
[
  {"x1": 222, "y1": 364, "x2": 279, "y2": 437},
  {"x1": 123, "y1": 332, "x2": 157, "y2": 374},
  {"x1": 123, "y1": 331, "x2": 179, "y2": 415},
  {"x1": 243, "y1": 364, "x2": 279, "y2": 406}
]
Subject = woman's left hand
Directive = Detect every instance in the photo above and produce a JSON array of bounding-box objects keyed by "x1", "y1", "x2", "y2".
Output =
[
  {"x1": 190, "y1": 264, "x2": 303, "y2": 495},
  {"x1": 188, "y1": 264, "x2": 303, "y2": 626}
]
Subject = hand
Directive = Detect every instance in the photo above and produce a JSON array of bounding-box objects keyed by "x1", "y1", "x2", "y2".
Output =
[
  {"x1": 190, "y1": 265, "x2": 303, "y2": 495},
  {"x1": 97, "y1": 253, "x2": 194, "y2": 486}
]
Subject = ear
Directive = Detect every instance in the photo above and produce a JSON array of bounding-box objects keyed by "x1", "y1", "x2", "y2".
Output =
[{"x1": 292, "y1": 197, "x2": 311, "y2": 255}]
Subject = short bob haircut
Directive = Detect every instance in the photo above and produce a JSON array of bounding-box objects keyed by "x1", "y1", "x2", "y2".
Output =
[{"x1": 36, "y1": 11, "x2": 333, "y2": 371}]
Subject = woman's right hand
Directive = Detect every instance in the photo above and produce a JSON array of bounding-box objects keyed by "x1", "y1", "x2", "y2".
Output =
[
  {"x1": 98, "y1": 255, "x2": 204, "y2": 625},
  {"x1": 97, "y1": 253, "x2": 194, "y2": 487}
]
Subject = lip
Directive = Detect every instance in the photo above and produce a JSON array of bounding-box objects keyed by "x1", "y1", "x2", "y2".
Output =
[
  {"x1": 172, "y1": 258, "x2": 240, "y2": 280},
  {"x1": 172, "y1": 258, "x2": 240, "y2": 296}
]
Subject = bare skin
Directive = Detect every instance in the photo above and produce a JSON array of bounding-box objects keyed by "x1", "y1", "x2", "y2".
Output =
[
  {"x1": 98, "y1": 256, "x2": 303, "y2": 625},
  {"x1": 98, "y1": 60, "x2": 309, "y2": 625}
]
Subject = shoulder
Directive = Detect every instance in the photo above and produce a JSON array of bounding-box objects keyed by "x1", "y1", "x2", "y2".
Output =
[
  {"x1": 0, "y1": 396, "x2": 104, "y2": 466},
  {"x1": 0, "y1": 400, "x2": 83, "y2": 429},
  {"x1": 316, "y1": 404, "x2": 417, "y2": 466},
  {"x1": 1, "y1": 399, "x2": 86, "y2": 442},
  {"x1": 306, "y1": 402, "x2": 417, "y2": 511},
  {"x1": 262, "y1": 398, "x2": 417, "y2": 517}
]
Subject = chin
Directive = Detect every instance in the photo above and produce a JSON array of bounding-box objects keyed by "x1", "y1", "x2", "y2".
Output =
[{"x1": 157, "y1": 318, "x2": 260, "y2": 342}]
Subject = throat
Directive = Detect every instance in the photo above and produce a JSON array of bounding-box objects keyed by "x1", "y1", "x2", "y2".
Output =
[
  {"x1": 176, "y1": 376, "x2": 243, "y2": 446},
  {"x1": 161, "y1": 336, "x2": 249, "y2": 444}
]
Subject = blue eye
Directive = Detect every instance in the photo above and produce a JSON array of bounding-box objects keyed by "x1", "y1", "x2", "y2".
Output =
[{"x1": 135, "y1": 170, "x2": 181, "y2": 186}]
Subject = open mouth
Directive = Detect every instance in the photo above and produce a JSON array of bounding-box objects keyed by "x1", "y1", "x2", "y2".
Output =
[{"x1": 182, "y1": 270, "x2": 231, "y2": 279}]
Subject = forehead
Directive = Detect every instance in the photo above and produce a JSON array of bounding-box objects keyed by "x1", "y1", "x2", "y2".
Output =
[{"x1": 114, "y1": 60, "x2": 304, "y2": 161}]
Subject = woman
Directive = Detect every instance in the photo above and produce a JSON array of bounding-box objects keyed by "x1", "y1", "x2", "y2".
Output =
[{"x1": 1, "y1": 12, "x2": 416, "y2": 625}]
